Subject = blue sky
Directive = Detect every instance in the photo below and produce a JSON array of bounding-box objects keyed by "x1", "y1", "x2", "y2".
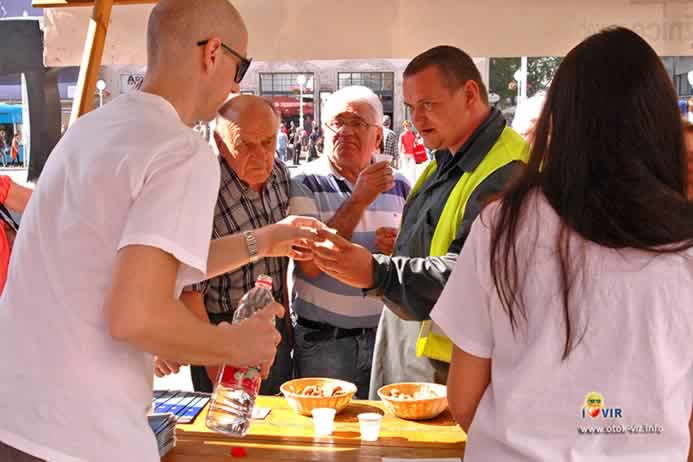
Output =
[{"x1": 0, "y1": 0, "x2": 41, "y2": 18}]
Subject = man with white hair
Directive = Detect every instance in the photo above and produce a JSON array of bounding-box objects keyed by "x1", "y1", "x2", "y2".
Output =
[
  {"x1": 0, "y1": 2, "x2": 322, "y2": 461},
  {"x1": 289, "y1": 86, "x2": 410, "y2": 398}
]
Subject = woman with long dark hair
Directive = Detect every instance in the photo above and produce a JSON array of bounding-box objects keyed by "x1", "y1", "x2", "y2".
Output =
[{"x1": 430, "y1": 27, "x2": 693, "y2": 461}]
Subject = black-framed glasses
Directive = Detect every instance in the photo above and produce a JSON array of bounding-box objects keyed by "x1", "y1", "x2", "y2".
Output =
[
  {"x1": 324, "y1": 115, "x2": 377, "y2": 133},
  {"x1": 197, "y1": 39, "x2": 252, "y2": 84}
]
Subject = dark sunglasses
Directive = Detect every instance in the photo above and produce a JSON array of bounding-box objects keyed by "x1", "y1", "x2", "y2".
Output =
[{"x1": 197, "y1": 39, "x2": 252, "y2": 84}]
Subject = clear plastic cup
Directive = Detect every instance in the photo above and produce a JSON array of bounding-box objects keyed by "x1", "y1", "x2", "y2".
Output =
[
  {"x1": 374, "y1": 153, "x2": 393, "y2": 164},
  {"x1": 357, "y1": 412, "x2": 383, "y2": 441},
  {"x1": 311, "y1": 408, "x2": 336, "y2": 436}
]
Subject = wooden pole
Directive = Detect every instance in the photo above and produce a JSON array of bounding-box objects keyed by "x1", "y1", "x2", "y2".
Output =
[
  {"x1": 33, "y1": 1, "x2": 154, "y2": 8},
  {"x1": 68, "y1": 0, "x2": 113, "y2": 125}
]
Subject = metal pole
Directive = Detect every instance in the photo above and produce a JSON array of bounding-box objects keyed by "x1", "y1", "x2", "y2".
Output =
[
  {"x1": 299, "y1": 84, "x2": 304, "y2": 131},
  {"x1": 99, "y1": 89, "x2": 103, "y2": 107},
  {"x1": 520, "y1": 56, "x2": 528, "y2": 103}
]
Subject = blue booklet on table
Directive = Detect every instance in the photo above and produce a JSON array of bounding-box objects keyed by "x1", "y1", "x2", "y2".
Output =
[{"x1": 152, "y1": 390, "x2": 210, "y2": 424}]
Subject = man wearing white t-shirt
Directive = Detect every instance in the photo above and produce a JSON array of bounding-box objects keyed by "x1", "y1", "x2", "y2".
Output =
[{"x1": 0, "y1": 1, "x2": 320, "y2": 461}]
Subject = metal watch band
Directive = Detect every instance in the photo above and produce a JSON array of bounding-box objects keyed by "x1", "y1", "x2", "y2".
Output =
[{"x1": 244, "y1": 230, "x2": 259, "y2": 262}]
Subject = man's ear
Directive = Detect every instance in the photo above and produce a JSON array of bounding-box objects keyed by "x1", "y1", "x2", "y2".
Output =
[
  {"x1": 201, "y1": 38, "x2": 222, "y2": 75},
  {"x1": 464, "y1": 80, "x2": 482, "y2": 106}
]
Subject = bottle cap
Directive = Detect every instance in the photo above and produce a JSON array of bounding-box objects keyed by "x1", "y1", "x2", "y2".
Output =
[{"x1": 255, "y1": 274, "x2": 273, "y2": 290}]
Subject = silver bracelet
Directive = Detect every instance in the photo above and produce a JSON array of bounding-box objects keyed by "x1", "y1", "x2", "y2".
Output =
[{"x1": 243, "y1": 230, "x2": 259, "y2": 263}]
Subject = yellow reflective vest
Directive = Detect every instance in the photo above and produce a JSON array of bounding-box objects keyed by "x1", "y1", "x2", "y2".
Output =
[{"x1": 414, "y1": 126, "x2": 529, "y2": 363}]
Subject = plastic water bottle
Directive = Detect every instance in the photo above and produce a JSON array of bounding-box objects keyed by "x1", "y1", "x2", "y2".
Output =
[{"x1": 205, "y1": 274, "x2": 274, "y2": 436}]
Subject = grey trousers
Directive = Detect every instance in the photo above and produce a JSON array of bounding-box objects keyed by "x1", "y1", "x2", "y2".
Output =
[
  {"x1": 294, "y1": 323, "x2": 376, "y2": 400},
  {"x1": 0, "y1": 441, "x2": 44, "y2": 462}
]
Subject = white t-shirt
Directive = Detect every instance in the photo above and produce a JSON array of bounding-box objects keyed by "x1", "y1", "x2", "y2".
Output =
[
  {"x1": 0, "y1": 91, "x2": 220, "y2": 462},
  {"x1": 431, "y1": 192, "x2": 693, "y2": 462}
]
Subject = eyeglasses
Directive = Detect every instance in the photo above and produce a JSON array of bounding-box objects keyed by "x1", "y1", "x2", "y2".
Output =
[
  {"x1": 324, "y1": 116, "x2": 377, "y2": 133},
  {"x1": 197, "y1": 39, "x2": 252, "y2": 84}
]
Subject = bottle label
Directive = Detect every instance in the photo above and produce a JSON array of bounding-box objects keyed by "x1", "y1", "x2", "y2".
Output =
[{"x1": 219, "y1": 365, "x2": 262, "y2": 395}]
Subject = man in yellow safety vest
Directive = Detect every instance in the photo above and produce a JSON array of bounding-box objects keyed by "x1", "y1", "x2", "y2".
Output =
[{"x1": 312, "y1": 45, "x2": 529, "y2": 398}]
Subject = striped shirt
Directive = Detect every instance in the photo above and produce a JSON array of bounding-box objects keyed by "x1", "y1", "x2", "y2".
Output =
[
  {"x1": 289, "y1": 156, "x2": 410, "y2": 328},
  {"x1": 190, "y1": 157, "x2": 290, "y2": 313}
]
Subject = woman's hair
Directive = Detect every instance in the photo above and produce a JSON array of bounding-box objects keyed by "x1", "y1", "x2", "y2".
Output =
[{"x1": 490, "y1": 27, "x2": 693, "y2": 359}]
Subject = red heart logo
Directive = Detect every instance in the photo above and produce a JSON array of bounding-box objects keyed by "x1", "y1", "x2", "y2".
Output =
[{"x1": 589, "y1": 407, "x2": 600, "y2": 418}]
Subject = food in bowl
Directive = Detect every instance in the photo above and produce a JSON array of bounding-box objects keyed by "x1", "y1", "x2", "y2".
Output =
[
  {"x1": 300, "y1": 384, "x2": 346, "y2": 398},
  {"x1": 386, "y1": 386, "x2": 439, "y2": 401},
  {"x1": 280, "y1": 378, "x2": 357, "y2": 416},
  {"x1": 377, "y1": 382, "x2": 448, "y2": 420}
]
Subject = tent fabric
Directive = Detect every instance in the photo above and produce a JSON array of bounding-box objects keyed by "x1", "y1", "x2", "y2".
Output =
[
  {"x1": 41, "y1": 0, "x2": 693, "y2": 66},
  {"x1": 0, "y1": 103, "x2": 22, "y2": 124}
]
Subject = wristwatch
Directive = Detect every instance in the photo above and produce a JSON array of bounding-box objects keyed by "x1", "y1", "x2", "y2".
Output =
[{"x1": 244, "y1": 230, "x2": 260, "y2": 263}]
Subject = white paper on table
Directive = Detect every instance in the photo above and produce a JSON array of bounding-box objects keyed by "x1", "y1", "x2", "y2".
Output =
[
  {"x1": 382, "y1": 459, "x2": 461, "y2": 462},
  {"x1": 251, "y1": 407, "x2": 271, "y2": 419}
]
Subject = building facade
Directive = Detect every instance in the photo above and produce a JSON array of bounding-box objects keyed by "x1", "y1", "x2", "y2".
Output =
[{"x1": 101, "y1": 58, "x2": 490, "y2": 134}]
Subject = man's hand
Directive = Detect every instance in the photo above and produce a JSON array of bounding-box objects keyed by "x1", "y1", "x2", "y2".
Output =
[
  {"x1": 154, "y1": 357, "x2": 186, "y2": 378},
  {"x1": 351, "y1": 161, "x2": 395, "y2": 207},
  {"x1": 220, "y1": 301, "x2": 285, "y2": 378},
  {"x1": 375, "y1": 227, "x2": 398, "y2": 256},
  {"x1": 256, "y1": 216, "x2": 326, "y2": 261},
  {"x1": 311, "y1": 230, "x2": 375, "y2": 289}
]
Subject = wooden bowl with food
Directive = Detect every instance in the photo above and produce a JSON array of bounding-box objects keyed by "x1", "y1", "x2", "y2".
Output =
[
  {"x1": 377, "y1": 382, "x2": 448, "y2": 420},
  {"x1": 280, "y1": 378, "x2": 357, "y2": 416}
]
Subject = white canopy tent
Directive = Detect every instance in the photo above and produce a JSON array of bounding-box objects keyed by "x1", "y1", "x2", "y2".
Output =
[
  {"x1": 40, "y1": 0, "x2": 693, "y2": 66},
  {"x1": 33, "y1": 0, "x2": 693, "y2": 120}
]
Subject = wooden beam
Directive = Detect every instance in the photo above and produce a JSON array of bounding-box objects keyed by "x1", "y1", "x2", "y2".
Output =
[
  {"x1": 33, "y1": 0, "x2": 155, "y2": 7},
  {"x1": 68, "y1": 0, "x2": 113, "y2": 125}
]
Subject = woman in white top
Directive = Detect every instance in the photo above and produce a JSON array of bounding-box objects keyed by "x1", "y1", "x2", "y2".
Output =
[{"x1": 430, "y1": 27, "x2": 693, "y2": 462}]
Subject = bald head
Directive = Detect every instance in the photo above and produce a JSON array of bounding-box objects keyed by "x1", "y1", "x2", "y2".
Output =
[
  {"x1": 147, "y1": 0, "x2": 247, "y2": 68},
  {"x1": 215, "y1": 96, "x2": 279, "y2": 188},
  {"x1": 216, "y1": 95, "x2": 279, "y2": 137}
]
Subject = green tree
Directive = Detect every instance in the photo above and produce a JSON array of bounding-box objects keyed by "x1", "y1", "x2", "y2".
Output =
[
  {"x1": 489, "y1": 57, "x2": 562, "y2": 107},
  {"x1": 527, "y1": 56, "x2": 562, "y2": 95},
  {"x1": 489, "y1": 58, "x2": 519, "y2": 107}
]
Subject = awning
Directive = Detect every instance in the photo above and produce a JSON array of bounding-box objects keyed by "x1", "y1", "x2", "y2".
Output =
[
  {"x1": 40, "y1": 0, "x2": 693, "y2": 67},
  {"x1": 0, "y1": 103, "x2": 23, "y2": 124},
  {"x1": 34, "y1": 0, "x2": 693, "y2": 123}
]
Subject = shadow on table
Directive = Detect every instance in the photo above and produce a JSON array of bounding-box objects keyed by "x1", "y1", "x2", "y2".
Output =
[
  {"x1": 337, "y1": 403, "x2": 384, "y2": 422},
  {"x1": 338, "y1": 404, "x2": 458, "y2": 427}
]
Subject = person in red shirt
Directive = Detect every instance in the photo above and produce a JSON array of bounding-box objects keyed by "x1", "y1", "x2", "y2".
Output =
[
  {"x1": 398, "y1": 120, "x2": 417, "y2": 181},
  {"x1": 0, "y1": 175, "x2": 32, "y2": 294}
]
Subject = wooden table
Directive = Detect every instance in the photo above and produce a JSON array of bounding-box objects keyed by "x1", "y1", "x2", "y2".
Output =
[{"x1": 162, "y1": 396, "x2": 466, "y2": 461}]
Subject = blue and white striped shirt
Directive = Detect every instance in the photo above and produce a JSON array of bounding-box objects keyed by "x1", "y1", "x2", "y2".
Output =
[{"x1": 289, "y1": 156, "x2": 410, "y2": 328}]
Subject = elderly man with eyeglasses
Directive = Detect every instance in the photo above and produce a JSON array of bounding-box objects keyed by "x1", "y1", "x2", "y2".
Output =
[{"x1": 289, "y1": 86, "x2": 410, "y2": 398}]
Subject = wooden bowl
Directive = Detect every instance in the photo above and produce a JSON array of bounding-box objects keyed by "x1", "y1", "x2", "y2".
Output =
[
  {"x1": 377, "y1": 382, "x2": 448, "y2": 420},
  {"x1": 280, "y1": 377, "x2": 357, "y2": 416}
]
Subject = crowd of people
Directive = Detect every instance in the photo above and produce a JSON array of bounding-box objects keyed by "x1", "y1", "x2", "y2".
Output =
[
  {"x1": 275, "y1": 118, "x2": 324, "y2": 165},
  {"x1": 0, "y1": 130, "x2": 23, "y2": 167},
  {"x1": 0, "y1": 1, "x2": 691, "y2": 461}
]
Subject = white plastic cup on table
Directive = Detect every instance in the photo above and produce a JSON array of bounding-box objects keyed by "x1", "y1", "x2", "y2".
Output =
[
  {"x1": 311, "y1": 408, "x2": 336, "y2": 436},
  {"x1": 358, "y1": 412, "x2": 383, "y2": 441}
]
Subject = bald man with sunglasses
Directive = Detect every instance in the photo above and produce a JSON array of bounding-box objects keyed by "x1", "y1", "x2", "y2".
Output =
[{"x1": 0, "y1": 1, "x2": 323, "y2": 461}]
